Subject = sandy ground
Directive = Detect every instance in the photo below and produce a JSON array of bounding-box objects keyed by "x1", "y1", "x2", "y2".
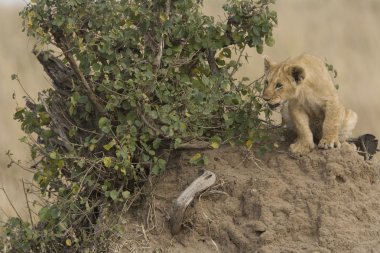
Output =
[{"x1": 119, "y1": 143, "x2": 380, "y2": 253}]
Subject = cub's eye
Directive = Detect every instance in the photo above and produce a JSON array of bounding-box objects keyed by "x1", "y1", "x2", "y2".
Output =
[{"x1": 275, "y1": 83, "x2": 283, "y2": 90}]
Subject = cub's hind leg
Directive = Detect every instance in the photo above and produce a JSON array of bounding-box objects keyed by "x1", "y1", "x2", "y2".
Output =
[{"x1": 339, "y1": 108, "x2": 358, "y2": 142}]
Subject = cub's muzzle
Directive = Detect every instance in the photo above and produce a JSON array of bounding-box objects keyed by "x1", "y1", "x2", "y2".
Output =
[{"x1": 268, "y1": 103, "x2": 281, "y2": 110}]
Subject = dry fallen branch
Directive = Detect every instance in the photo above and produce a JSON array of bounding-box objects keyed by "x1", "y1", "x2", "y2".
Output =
[
  {"x1": 348, "y1": 134, "x2": 378, "y2": 160},
  {"x1": 169, "y1": 170, "x2": 216, "y2": 234},
  {"x1": 22, "y1": 179, "x2": 34, "y2": 227}
]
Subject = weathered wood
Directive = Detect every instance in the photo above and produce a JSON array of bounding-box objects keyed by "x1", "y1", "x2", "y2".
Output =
[
  {"x1": 34, "y1": 50, "x2": 73, "y2": 93},
  {"x1": 169, "y1": 170, "x2": 216, "y2": 234},
  {"x1": 39, "y1": 93, "x2": 73, "y2": 151}
]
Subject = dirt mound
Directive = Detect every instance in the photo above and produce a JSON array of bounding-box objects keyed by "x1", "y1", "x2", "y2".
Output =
[{"x1": 119, "y1": 143, "x2": 380, "y2": 253}]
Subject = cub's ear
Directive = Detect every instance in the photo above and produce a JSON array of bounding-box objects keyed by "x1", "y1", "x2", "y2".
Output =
[
  {"x1": 264, "y1": 56, "x2": 275, "y2": 73},
  {"x1": 289, "y1": 65, "x2": 305, "y2": 84}
]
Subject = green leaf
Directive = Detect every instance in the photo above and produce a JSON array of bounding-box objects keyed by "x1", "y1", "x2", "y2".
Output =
[
  {"x1": 153, "y1": 138, "x2": 162, "y2": 149},
  {"x1": 103, "y1": 157, "x2": 113, "y2": 168},
  {"x1": 189, "y1": 153, "x2": 209, "y2": 166},
  {"x1": 126, "y1": 111, "x2": 137, "y2": 125},
  {"x1": 57, "y1": 160, "x2": 65, "y2": 168},
  {"x1": 158, "y1": 159, "x2": 166, "y2": 170},
  {"x1": 103, "y1": 139, "x2": 116, "y2": 151},
  {"x1": 50, "y1": 207, "x2": 60, "y2": 219},
  {"x1": 265, "y1": 36, "x2": 275, "y2": 47},
  {"x1": 152, "y1": 159, "x2": 166, "y2": 175},
  {"x1": 203, "y1": 155, "x2": 209, "y2": 165},
  {"x1": 99, "y1": 117, "x2": 111, "y2": 134},
  {"x1": 174, "y1": 138, "x2": 182, "y2": 149},
  {"x1": 19, "y1": 136, "x2": 28, "y2": 143},
  {"x1": 189, "y1": 153, "x2": 202, "y2": 165},
  {"x1": 152, "y1": 164, "x2": 160, "y2": 175},
  {"x1": 222, "y1": 48, "x2": 232, "y2": 58},
  {"x1": 256, "y1": 45, "x2": 264, "y2": 54},
  {"x1": 11, "y1": 74, "x2": 18, "y2": 80},
  {"x1": 109, "y1": 190, "x2": 119, "y2": 201},
  {"x1": 49, "y1": 151, "x2": 58, "y2": 159},
  {"x1": 210, "y1": 136, "x2": 222, "y2": 149},
  {"x1": 122, "y1": 190, "x2": 130, "y2": 199},
  {"x1": 38, "y1": 206, "x2": 50, "y2": 221}
]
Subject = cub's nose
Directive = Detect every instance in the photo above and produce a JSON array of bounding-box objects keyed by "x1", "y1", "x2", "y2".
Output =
[{"x1": 262, "y1": 95, "x2": 270, "y2": 102}]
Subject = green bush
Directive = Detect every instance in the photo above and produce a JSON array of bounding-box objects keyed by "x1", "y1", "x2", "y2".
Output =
[{"x1": 3, "y1": 0, "x2": 277, "y2": 251}]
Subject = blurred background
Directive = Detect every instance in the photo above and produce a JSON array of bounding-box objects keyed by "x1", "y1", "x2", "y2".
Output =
[{"x1": 1, "y1": 0, "x2": 379, "y2": 221}]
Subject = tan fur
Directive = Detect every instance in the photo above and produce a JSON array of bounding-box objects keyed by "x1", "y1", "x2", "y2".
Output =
[{"x1": 262, "y1": 54, "x2": 358, "y2": 155}]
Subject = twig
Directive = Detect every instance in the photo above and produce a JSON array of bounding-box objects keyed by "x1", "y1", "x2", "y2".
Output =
[
  {"x1": 360, "y1": 137, "x2": 370, "y2": 160},
  {"x1": 140, "y1": 224, "x2": 149, "y2": 243},
  {"x1": 247, "y1": 74, "x2": 265, "y2": 87},
  {"x1": 14, "y1": 75, "x2": 36, "y2": 104},
  {"x1": 22, "y1": 179, "x2": 34, "y2": 227},
  {"x1": 0, "y1": 187, "x2": 22, "y2": 219},
  {"x1": 6, "y1": 155, "x2": 35, "y2": 174},
  {"x1": 200, "y1": 190, "x2": 230, "y2": 199},
  {"x1": 229, "y1": 44, "x2": 246, "y2": 77},
  {"x1": 211, "y1": 239, "x2": 220, "y2": 253}
]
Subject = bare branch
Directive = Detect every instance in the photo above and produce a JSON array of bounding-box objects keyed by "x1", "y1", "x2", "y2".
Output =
[
  {"x1": 206, "y1": 49, "x2": 219, "y2": 75},
  {"x1": 62, "y1": 48, "x2": 107, "y2": 116},
  {"x1": 154, "y1": 0, "x2": 171, "y2": 68}
]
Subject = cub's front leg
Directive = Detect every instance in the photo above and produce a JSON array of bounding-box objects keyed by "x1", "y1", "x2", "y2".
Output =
[
  {"x1": 318, "y1": 101, "x2": 344, "y2": 149},
  {"x1": 289, "y1": 106, "x2": 315, "y2": 155}
]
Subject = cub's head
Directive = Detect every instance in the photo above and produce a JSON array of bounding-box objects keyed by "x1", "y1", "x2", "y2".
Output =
[{"x1": 262, "y1": 57, "x2": 306, "y2": 109}]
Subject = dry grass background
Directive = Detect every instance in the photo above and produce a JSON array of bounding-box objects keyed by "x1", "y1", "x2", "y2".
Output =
[{"x1": 0, "y1": 0, "x2": 379, "y2": 222}]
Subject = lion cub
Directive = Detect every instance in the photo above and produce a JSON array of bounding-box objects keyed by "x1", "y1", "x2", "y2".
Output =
[{"x1": 262, "y1": 54, "x2": 357, "y2": 155}]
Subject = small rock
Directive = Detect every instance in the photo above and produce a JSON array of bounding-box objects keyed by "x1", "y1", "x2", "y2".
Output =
[
  {"x1": 258, "y1": 231, "x2": 274, "y2": 244},
  {"x1": 252, "y1": 220, "x2": 267, "y2": 232}
]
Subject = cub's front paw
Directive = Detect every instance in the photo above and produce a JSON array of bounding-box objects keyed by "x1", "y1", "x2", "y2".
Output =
[
  {"x1": 290, "y1": 141, "x2": 315, "y2": 155},
  {"x1": 318, "y1": 137, "x2": 341, "y2": 149}
]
